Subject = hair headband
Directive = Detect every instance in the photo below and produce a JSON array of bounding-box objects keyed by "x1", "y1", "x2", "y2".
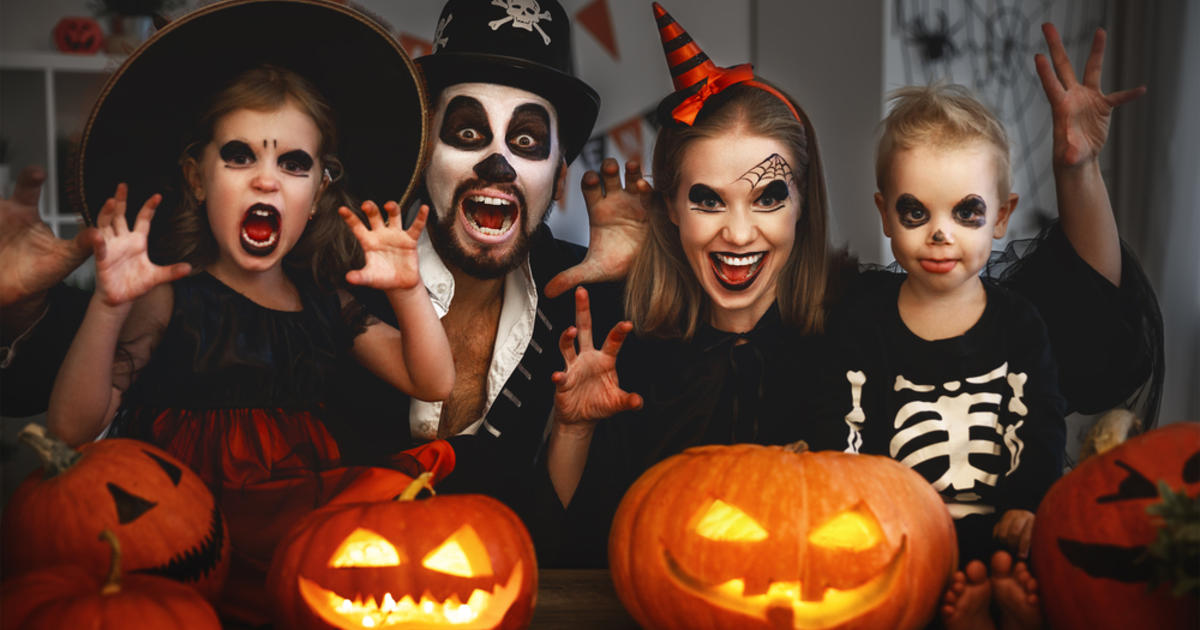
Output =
[{"x1": 654, "y1": 2, "x2": 801, "y2": 126}]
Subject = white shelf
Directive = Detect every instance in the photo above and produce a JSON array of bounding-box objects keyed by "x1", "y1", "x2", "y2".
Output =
[{"x1": 0, "y1": 50, "x2": 125, "y2": 73}]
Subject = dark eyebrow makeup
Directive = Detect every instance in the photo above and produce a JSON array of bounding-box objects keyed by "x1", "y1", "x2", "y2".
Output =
[
  {"x1": 688, "y1": 183, "x2": 723, "y2": 207},
  {"x1": 952, "y1": 195, "x2": 987, "y2": 228},
  {"x1": 896, "y1": 193, "x2": 928, "y2": 228},
  {"x1": 278, "y1": 149, "x2": 315, "y2": 172},
  {"x1": 757, "y1": 180, "x2": 790, "y2": 206},
  {"x1": 439, "y1": 96, "x2": 492, "y2": 148},
  {"x1": 219, "y1": 140, "x2": 253, "y2": 164},
  {"x1": 507, "y1": 103, "x2": 551, "y2": 160}
]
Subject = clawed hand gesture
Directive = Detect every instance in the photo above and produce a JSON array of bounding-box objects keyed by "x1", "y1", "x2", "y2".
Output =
[
  {"x1": 0, "y1": 166, "x2": 96, "y2": 309},
  {"x1": 93, "y1": 183, "x2": 191, "y2": 307},
  {"x1": 1036, "y1": 23, "x2": 1146, "y2": 170},
  {"x1": 551, "y1": 286, "x2": 643, "y2": 426},
  {"x1": 341, "y1": 201, "x2": 426, "y2": 291},
  {"x1": 545, "y1": 159, "x2": 651, "y2": 298}
]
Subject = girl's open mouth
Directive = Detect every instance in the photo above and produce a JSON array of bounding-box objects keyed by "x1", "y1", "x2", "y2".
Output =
[
  {"x1": 241, "y1": 204, "x2": 281, "y2": 256},
  {"x1": 460, "y1": 193, "x2": 519, "y2": 243},
  {"x1": 709, "y1": 251, "x2": 766, "y2": 291}
]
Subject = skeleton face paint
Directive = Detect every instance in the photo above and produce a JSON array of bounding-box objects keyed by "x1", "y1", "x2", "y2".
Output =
[
  {"x1": 669, "y1": 132, "x2": 800, "y2": 333},
  {"x1": 189, "y1": 101, "x2": 322, "y2": 279},
  {"x1": 425, "y1": 83, "x2": 561, "y2": 279},
  {"x1": 876, "y1": 141, "x2": 1014, "y2": 297}
]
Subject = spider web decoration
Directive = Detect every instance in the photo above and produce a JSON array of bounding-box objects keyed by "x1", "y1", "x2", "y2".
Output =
[
  {"x1": 737, "y1": 153, "x2": 794, "y2": 189},
  {"x1": 889, "y1": 0, "x2": 1109, "y2": 241}
]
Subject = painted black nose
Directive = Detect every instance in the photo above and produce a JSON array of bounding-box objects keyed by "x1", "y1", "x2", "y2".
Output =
[{"x1": 474, "y1": 153, "x2": 517, "y2": 182}]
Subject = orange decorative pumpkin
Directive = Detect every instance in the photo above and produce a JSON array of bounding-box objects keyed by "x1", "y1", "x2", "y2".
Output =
[
  {"x1": 1, "y1": 424, "x2": 230, "y2": 600},
  {"x1": 609, "y1": 443, "x2": 957, "y2": 630},
  {"x1": 268, "y1": 473, "x2": 537, "y2": 630},
  {"x1": 53, "y1": 16, "x2": 104, "y2": 54},
  {"x1": 1, "y1": 530, "x2": 221, "y2": 629},
  {"x1": 1032, "y1": 422, "x2": 1200, "y2": 630}
]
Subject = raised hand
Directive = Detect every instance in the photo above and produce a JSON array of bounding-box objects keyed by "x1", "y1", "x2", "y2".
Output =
[
  {"x1": 0, "y1": 166, "x2": 96, "y2": 310},
  {"x1": 1036, "y1": 23, "x2": 1146, "y2": 170},
  {"x1": 341, "y1": 201, "x2": 425, "y2": 291},
  {"x1": 544, "y1": 158, "x2": 651, "y2": 298},
  {"x1": 93, "y1": 184, "x2": 191, "y2": 307},
  {"x1": 551, "y1": 286, "x2": 643, "y2": 426}
]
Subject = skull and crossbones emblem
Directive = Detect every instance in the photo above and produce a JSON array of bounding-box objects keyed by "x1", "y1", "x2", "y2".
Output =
[
  {"x1": 433, "y1": 13, "x2": 452, "y2": 52},
  {"x1": 489, "y1": 0, "x2": 553, "y2": 46}
]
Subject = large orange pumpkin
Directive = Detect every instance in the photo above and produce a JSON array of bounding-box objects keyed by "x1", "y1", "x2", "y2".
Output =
[
  {"x1": 609, "y1": 443, "x2": 957, "y2": 630},
  {"x1": 1, "y1": 530, "x2": 221, "y2": 629},
  {"x1": 1, "y1": 424, "x2": 230, "y2": 600},
  {"x1": 1032, "y1": 421, "x2": 1200, "y2": 630},
  {"x1": 268, "y1": 473, "x2": 537, "y2": 630}
]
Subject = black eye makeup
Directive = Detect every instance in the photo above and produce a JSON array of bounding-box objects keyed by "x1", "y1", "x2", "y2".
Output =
[
  {"x1": 688, "y1": 184, "x2": 724, "y2": 212},
  {"x1": 952, "y1": 195, "x2": 987, "y2": 228},
  {"x1": 278, "y1": 149, "x2": 314, "y2": 176},
  {"x1": 753, "y1": 180, "x2": 790, "y2": 211},
  {"x1": 895, "y1": 193, "x2": 928, "y2": 228},
  {"x1": 507, "y1": 104, "x2": 551, "y2": 160},
  {"x1": 439, "y1": 96, "x2": 492, "y2": 150},
  {"x1": 218, "y1": 140, "x2": 255, "y2": 167}
]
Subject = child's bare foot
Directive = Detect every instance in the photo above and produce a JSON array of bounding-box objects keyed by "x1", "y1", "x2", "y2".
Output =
[
  {"x1": 942, "y1": 559, "x2": 995, "y2": 630},
  {"x1": 991, "y1": 550, "x2": 1043, "y2": 630}
]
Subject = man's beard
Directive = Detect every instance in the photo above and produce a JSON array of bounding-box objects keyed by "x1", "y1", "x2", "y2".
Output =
[{"x1": 425, "y1": 180, "x2": 546, "y2": 280}]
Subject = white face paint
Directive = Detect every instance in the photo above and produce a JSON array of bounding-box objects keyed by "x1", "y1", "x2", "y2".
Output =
[{"x1": 425, "y1": 82, "x2": 562, "y2": 278}]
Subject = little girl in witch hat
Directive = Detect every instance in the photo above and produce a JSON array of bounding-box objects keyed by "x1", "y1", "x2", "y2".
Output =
[{"x1": 44, "y1": 0, "x2": 454, "y2": 621}]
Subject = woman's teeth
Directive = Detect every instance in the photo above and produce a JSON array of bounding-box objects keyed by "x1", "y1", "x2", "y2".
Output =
[{"x1": 711, "y1": 252, "x2": 766, "y2": 287}]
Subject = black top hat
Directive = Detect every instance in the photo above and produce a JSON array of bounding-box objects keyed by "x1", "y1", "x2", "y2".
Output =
[
  {"x1": 415, "y1": 0, "x2": 600, "y2": 164},
  {"x1": 73, "y1": 0, "x2": 427, "y2": 226}
]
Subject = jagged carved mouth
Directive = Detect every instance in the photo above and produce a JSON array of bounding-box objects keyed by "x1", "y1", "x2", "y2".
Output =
[
  {"x1": 133, "y1": 503, "x2": 225, "y2": 584},
  {"x1": 460, "y1": 194, "x2": 518, "y2": 239},
  {"x1": 297, "y1": 561, "x2": 525, "y2": 629},
  {"x1": 241, "y1": 203, "x2": 281, "y2": 256},
  {"x1": 663, "y1": 537, "x2": 905, "y2": 629},
  {"x1": 709, "y1": 251, "x2": 767, "y2": 291}
]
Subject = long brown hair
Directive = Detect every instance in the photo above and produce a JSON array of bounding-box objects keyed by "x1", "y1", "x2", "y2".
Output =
[
  {"x1": 152, "y1": 64, "x2": 362, "y2": 289},
  {"x1": 626, "y1": 82, "x2": 830, "y2": 339}
]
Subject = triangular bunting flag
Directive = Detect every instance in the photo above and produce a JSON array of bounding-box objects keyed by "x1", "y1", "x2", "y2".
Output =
[{"x1": 577, "y1": 0, "x2": 619, "y2": 60}]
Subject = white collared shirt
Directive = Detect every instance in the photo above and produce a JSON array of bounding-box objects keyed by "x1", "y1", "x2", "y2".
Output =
[{"x1": 409, "y1": 230, "x2": 538, "y2": 439}]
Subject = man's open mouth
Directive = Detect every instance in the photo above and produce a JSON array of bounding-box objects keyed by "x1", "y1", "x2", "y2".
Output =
[
  {"x1": 460, "y1": 193, "x2": 519, "y2": 242},
  {"x1": 709, "y1": 252, "x2": 766, "y2": 291},
  {"x1": 241, "y1": 204, "x2": 280, "y2": 256}
]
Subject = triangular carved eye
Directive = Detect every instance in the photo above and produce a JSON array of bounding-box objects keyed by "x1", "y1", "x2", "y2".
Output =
[
  {"x1": 692, "y1": 499, "x2": 768, "y2": 542},
  {"x1": 808, "y1": 503, "x2": 883, "y2": 552},
  {"x1": 329, "y1": 528, "x2": 403, "y2": 568},
  {"x1": 1183, "y1": 451, "x2": 1200, "y2": 484},
  {"x1": 144, "y1": 450, "x2": 182, "y2": 486},
  {"x1": 1097, "y1": 460, "x2": 1159, "y2": 503},
  {"x1": 422, "y1": 525, "x2": 492, "y2": 578},
  {"x1": 107, "y1": 482, "x2": 157, "y2": 524}
]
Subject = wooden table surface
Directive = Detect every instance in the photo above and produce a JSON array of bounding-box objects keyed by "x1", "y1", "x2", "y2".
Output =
[{"x1": 530, "y1": 569, "x2": 640, "y2": 629}]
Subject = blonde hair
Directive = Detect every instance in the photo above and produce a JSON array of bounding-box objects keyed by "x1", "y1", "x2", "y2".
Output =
[
  {"x1": 875, "y1": 83, "x2": 1012, "y2": 199},
  {"x1": 153, "y1": 64, "x2": 362, "y2": 289},
  {"x1": 626, "y1": 82, "x2": 830, "y2": 340}
]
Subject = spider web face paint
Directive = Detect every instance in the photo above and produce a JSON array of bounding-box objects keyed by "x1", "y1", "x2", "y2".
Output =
[{"x1": 736, "y1": 153, "x2": 793, "y2": 189}]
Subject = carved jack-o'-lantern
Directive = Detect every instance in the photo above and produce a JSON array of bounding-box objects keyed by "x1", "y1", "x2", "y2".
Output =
[
  {"x1": 1, "y1": 531, "x2": 222, "y2": 629},
  {"x1": 1032, "y1": 422, "x2": 1200, "y2": 630},
  {"x1": 53, "y1": 17, "x2": 104, "y2": 54},
  {"x1": 609, "y1": 443, "x2": 957, "y2": 630},
  {"x1": 268, "y1": 473, "x2": 537, "y2": 629},
  {"x1": 1, "y1": 424, "x2": 230, "y2": 601}
]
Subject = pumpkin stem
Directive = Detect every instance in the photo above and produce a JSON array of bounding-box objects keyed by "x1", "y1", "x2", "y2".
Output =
[
  {"x1": 783, "y1": 440, "x2": 810, "y2": 454},
  {"x1": 18, "y1": 423, "x2": 81, "y2": 478},
  {"x1": 398, "y1": 472, "x2": 436, "y2": 501},
  {"x1": 98, "y1": 530, "x2": 122, "y2": 595}
]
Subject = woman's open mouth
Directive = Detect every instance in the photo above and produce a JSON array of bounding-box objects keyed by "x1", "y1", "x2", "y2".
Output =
[
  {"x1": 709, "y1": 251, "x2": 766, "y2": 291},
  {"x1": 241, "y1": 204, "x2": 281, "y2": 256},
  {"x1": 459, "y1": 193, "x2": 519, "y2": 243}
]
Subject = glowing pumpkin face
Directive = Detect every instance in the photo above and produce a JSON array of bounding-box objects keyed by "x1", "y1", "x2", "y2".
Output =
[
  {"x1": 53, "y1": 16, "x2": 104, "y2": 54},
  {"x1": 1032, "y1": 422, "x2": 1200, "y2": 630},
  {"x1": 609, "y1": 444, "x2": 956, "y2": 630},
  {"x1": 1, "y1": 426, "x2": 230, "y2": 601},
  {"x1": 268, "y1": 477, "x2": 536, "y2": 630}
]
